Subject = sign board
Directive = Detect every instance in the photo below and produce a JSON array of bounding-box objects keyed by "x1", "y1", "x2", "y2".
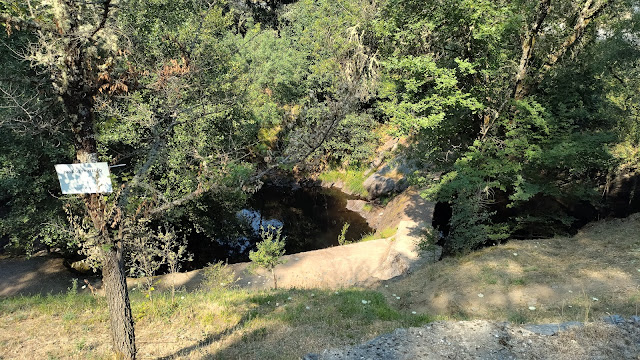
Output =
[{"x1": 55, "y1": 162, "x2": 113, "y2": 194}]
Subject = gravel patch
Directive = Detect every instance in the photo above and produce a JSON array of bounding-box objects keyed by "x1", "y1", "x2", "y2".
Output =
[{"x1": 305, "y1": 318, "x2": 640, "y2": 359}]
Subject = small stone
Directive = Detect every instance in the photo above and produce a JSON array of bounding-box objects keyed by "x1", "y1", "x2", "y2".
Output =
[
  {"x1": 392, "y1": 294, "x2": 396, "y2": 297},
  {"x1": 180, "y1": 296, "x2": 185, "y2": 300},
  {"x1": 412, "y1": 311, "x2": 417, "y2": 314},
  {"x1": 362, "y1": 300, "x2": 368, "y2": 304},
  {"x1": 306, "y1": 306, "x2": 310, "y2": 310},
  {"x1": 603, "y1": 315, "x2": 624, "y2": 325},
  {"x1": 396, "y1": 296, "x2": 401, "y2": 300},
  {"x1": 287, "y1": 297, "x2": 292, "y2": 300},
  {"x1": 311, "y1": 293, "x2": 315, "y2": 297},
  {"x1": 247, "y1": 282, "x2": 251, "y2": 285},
  {"x1": 513, "y1": 253, "x2": 518, "y2": 256},
  {"x1": 529, "y1": 306, "x2": 536, "y2": 310},
  {"x1": 478, "y1": 293, "x2": 484, "y2": 298},
  {"x1": 592, "y1": 297, "x2": 598, "y2": 301}
]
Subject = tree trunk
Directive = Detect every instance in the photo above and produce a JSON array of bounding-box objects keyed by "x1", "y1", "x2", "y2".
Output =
[
  {"x1": 513, "y1": 0, "x2": 551, "y2": 100},
  {"x1": 62, "y1": 46, "x2": 138, "y2": 358},
  {"x1": 102, "y1": 241, "x2": 137, "y2": 360},
  {"x1": 271, "y1": 268, "x2": 278, "y2": 290}
]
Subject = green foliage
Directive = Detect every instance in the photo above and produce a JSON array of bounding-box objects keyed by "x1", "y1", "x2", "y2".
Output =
[
  {"x1": 322, "y1": 113, "x2": 380, "y2": 167},
  {"x1": 416, "y1": 227, "x2": 440, "y2": 255},
  {"x1": 337, "y1": 222, "x2": 351, "y2": 245},
  {"x1": 1, "y1": 0, "x2": 638, "y2": 262},
  {"x1": 250, "y1": 225, "x2": 286, "y2": 271},
  {"x1": 0, "y1": 31, "x2": 71, "y2": 254},
  {"x1": 201, "y1": 262, "x2": 238, "y2": 291},
  {"x1": 318, "y1": 168, "x2": 369, "y2": 198},
  {"x1": 376, "y1": 0, "x2": 640, "y2": 251},
  {"x1": 249, "y1": 225, "x2": 286, "y2": 288}
]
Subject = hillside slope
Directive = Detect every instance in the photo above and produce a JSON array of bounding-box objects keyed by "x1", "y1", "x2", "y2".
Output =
[{"x1": 380, "y1": 213, "x2": 640, "y2": 324}]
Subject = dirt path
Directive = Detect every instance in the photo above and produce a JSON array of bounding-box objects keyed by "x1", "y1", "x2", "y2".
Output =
[{"x1": 0, "y1": 254, "x2": 101, "y2": 297}]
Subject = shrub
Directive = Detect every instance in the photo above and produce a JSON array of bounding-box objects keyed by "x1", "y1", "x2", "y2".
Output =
[
  {"x1": 201, "y1": 262, "x2": 237, "y2": 291},
  {"x1": 337, "y1": 222, "x2": 351, "y2": 245},
  {"x1": 249, "y1": 225, "x2": 286, "y2": 289}
]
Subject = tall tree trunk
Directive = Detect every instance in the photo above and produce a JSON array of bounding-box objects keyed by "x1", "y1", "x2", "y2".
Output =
[
  {"x1": 102, "y1": 241, "x2": 137, "y2": 360},
  {"x1": 513, "y1": 0, "x2": 551, "y2": 100},
  {"x1": 64, "y1": 64, "x2": 138, "y2": 358}
]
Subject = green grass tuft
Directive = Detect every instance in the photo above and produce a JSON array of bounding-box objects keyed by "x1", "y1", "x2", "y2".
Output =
[{"x1": 318, "y1": 168, "x2": 369, "y2": 198}]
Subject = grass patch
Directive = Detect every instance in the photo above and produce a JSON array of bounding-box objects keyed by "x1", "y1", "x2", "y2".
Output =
[
  {"x1": 379, "y1": 226, "x2": 398, "y2": 238},
  {"x1": 360, "y1": 226, "x2": 399, "y2": 242},
  {"x1": 0, "y1": 286, "x2": 431, "y2": 359},
  {"x1": 318, "y1": 168, "x2": 369, "y2": 198}
]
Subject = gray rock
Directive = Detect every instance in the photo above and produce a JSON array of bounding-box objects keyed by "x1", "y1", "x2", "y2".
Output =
[
  {"x1": 524, "y1": 321, "x2": 582, "y2": 336},
  {"x1": 603, "y1": 315, "x2": 625, "y2": 325},
  {"x1": 629, "y1": 316, "x2": 640, "y2": 324},
  {"x1": 394, "y1": 178, "x2": 409, "y2": 193},
  {"x1": 346, "y1": 199, "x2": 368, "y2": 212},
  {"x1": 370, "y1": 157, "x2": 384, "y2": 169},
  {"x1": 363, "y1": 174, "x2": 397, "y2": 199}
]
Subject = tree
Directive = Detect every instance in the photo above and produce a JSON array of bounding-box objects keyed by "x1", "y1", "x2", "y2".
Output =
[
  {"x1": 376, "y1": 0, "x2": 640, "y2": 252},
  {"x1": 249, "y1": 225, "x2": 286, "y2": 289},
  {"x1": 1, "y1": 1, "x2": 259, "y2": 358}
]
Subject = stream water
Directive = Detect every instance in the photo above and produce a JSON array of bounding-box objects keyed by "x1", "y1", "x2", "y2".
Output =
[
  {"x1": 246, "y1": 185, "x2": 373, "y2": 254},
  {"x1": 188, "y1": 185, "x2": 373, "y2": 266}
]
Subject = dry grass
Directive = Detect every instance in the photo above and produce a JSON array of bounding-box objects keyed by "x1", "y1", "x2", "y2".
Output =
[
  {"x1": 0, "y1": 287, "x2": 430, "y2": 359},
  {"x1": 380, "y1": 213, "x2": 640, "y2": 324}
]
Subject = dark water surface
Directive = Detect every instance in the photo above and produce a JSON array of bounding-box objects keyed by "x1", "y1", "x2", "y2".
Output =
[
  {"x1": 186, "y1": 185, "x2": 373, "y2": 267},
  {"x1": 248, "y1": 185, "x2": 373, "y2": 255}
]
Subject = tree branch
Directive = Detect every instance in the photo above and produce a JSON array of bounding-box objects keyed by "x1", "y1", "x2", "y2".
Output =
[
  {"x1": 89, "y1": 0, "x2": 112, "y2": 40},
  {"x1": 537, "y1": 0, "x2": 611, "y2": 81},
  {"x1": 513, "y1": 0, "x2": 551, "y2": 100},
  {"x1": 148, "y1": 188, "x2": 204, "y2": 216}
]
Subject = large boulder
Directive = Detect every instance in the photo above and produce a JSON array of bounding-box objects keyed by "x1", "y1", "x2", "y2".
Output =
[
  {"x1": 363, "y1": 174, "x2": 409, "y2": 200},
  {"x1": 363, "y1": 174, "x2": 397, "y2": 199}
]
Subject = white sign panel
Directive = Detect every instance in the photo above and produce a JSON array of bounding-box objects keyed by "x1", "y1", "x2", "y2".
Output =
[{"x1": 55, "y1": 162, "x2": 113, "y2": 194}]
